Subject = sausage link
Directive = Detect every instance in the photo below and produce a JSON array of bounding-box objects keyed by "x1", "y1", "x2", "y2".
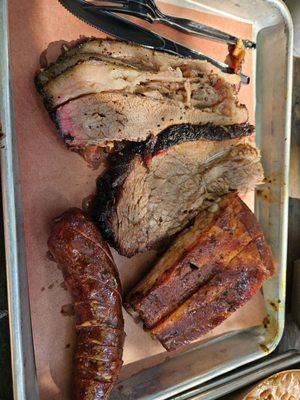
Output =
[{"x1": 48, "y1": 208, "x2": 124, "y2": 400}]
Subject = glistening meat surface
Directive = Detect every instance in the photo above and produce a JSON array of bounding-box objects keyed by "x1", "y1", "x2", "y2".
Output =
[
  {"x1": 125, "y1": 193, "x2": 275, "y2": 351},
  {"x1": 124, "y1": 193, "x2": 265, "y2": 328},
  {"x1": 35, "y1": 38, "x2": 247, "y2": 167},
  {"x1": 152, "y1": 238, "x2": 272, "y2": 350},
  {"x1": 92, "y1": 124, "x2": 264, "y2": 257},
  {"x1": 48, "y1": 208, "x2": 124, "y2": 400},
  {"x1": 56, "y1": 92, "x2": 248, "y2": 154}
]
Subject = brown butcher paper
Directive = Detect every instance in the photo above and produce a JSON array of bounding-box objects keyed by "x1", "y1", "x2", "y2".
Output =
[{"x1": 8, "y1": 1, "x2": 265, "y2": 399}]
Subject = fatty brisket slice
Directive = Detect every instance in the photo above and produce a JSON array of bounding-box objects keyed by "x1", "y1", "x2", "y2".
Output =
[
  {"x1": 40, "y1": 58, "x2": 241, "y2": 111},
  {"x1": 36, "y1": 38, "x2": 242, "y2": 89},
  {"x1": 125, "y1": 193, "x2": 275, "y2": 351},
  {"x1": 92, "y1": 123, "x2": 264, "y2": 257},
  {"x1": 35, "y1": 39, "x2": 248, "y2": 167},
  {"x1": 56, "y1": 92, "x2": 248, "y2": 154},
  {"x1": 36, "y1": 38, "x2": 243, "y2": 114}
]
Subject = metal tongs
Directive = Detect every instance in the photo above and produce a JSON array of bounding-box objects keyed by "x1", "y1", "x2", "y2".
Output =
[{"x1": 59, "y1": 0, "x2": 255, "y2": 83}]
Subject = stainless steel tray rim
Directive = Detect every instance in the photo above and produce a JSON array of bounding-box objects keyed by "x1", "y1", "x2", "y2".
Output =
[{"x1": 0, "y1": 0, "x2": 294, "y2": 399}]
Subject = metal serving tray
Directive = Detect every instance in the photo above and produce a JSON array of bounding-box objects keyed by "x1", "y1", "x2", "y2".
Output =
[{"x1": 0, "y1": 0, "x2": 293, "y2": 399}]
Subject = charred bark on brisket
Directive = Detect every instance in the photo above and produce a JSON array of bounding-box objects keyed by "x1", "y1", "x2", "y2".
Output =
[
  {"x1": 92, "y1": 123, "x2": 259, "y2": 257},
  {"x1": 35, "y1": 38, "x2": 247, "y2": 167}
]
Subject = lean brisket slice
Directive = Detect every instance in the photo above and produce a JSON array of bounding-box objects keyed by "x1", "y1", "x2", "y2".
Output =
[{"x1": 92, "y1": 124, "x2": 264, "y2": 257}]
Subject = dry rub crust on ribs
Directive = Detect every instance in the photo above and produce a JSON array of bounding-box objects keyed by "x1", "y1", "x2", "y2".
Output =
[
  {"x1": 125, "y1": 193, "x2": 275, "y2": 351},
  {"x1": 92, "y1": 124, "x2": 263, "y2": 257},
  {"x1": 124, "y1": 193, "x2": 262, "y2": 328},
  {"x1": 152, "y1": 238, "x2": 273, "y2": 351},
  {"x1": 35, "y1": 38, "x2": 248, "y2": 167}
]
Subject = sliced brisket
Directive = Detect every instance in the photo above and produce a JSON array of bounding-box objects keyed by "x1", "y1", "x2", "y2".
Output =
[
  {"x1": 55, "y1": 92, "x2": 249, "y2": 152},
  {"x1": 36, "y1": 38, "x2": 242, "y2": 89},
  {"x1": 92, "y1": 123, "x2": 263, "y2": 257},
  {"x1": 35, "y1": 39, "x2": 248, "y2": 167},
  {"x1": 40, "y1": 58, "x2": 242, "y2": 112}
]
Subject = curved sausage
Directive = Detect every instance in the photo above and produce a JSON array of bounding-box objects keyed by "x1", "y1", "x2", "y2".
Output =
[{"x1": 48, "y1": 208, "x2": 124, "y2": 400}]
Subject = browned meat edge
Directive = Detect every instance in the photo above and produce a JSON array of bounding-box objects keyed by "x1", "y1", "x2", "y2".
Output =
[
  {"x1": 154, "y1": 240, "x2": 269, "y2": 350},
  {"x1": 151, "y1": 235, "x2": 274, "y2": 350},
  {"x1": 92, "y1": 123, "x2": 254, "y2": 252},
  {"x1": 35, "y1": 38, "x2": 123, "y2": 116},
  {"x1": 124, "y1": 193, "x2": 268, "y2": 329},
  {"x1": 36, "y1": 54, "x2": 135, "y2": 114},
  {"x1": 47, "y1": 208, "x2": 125, "y2": 399}
]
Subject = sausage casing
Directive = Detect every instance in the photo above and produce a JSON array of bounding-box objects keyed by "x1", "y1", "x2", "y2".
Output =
[{"x1": 48, "y1": 208, "x2": 124, "y2": 400}]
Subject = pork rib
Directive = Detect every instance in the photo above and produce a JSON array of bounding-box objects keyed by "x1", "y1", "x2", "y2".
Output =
[
  {"x1": 92, "y1": 124, "x2": 264, "y2": 257},
  {"x1": 152, "y1": 238, "x2": 273, "y2": 350},
  {"x1": 125, "y1": 193, "x2": 275, "y2": 351},
  {"x1": 124, "y1": 193, "x2": 265, "y2": 328}
]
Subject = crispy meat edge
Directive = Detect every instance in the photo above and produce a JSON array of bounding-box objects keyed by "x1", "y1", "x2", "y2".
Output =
[{"x1": 92, "y1": 123, "x2": 254, "y2": 257}]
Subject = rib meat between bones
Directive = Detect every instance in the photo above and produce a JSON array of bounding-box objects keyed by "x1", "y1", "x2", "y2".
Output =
[{"x1": 125, "y1": 193, "x2": 275, "y2": 351}]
